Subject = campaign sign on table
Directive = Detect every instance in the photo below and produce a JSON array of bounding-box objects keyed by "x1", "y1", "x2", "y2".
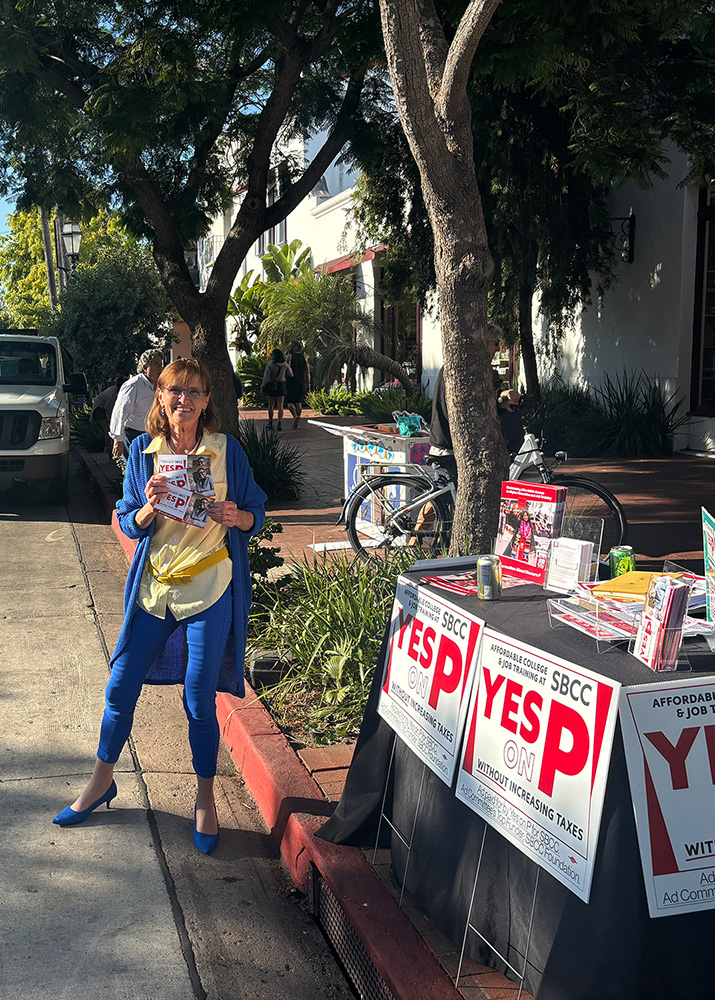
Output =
[
  {"x1": 456, "y1": 629, "x2": 621, "y2": 901},
  {"x1": 702, "y1": 507, "x2": 715, "y2": 621},
  {"x1": 378, "y1": 576, "x2": 484, "y2": 785},
  {"x1": 620, "y1": 677, "x2": 715, "y2": 917}
]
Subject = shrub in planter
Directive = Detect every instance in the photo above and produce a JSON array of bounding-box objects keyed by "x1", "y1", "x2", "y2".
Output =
[
  {"x1": 236, "y1": 354, "x2": 268, "y2": 408},
  {"x1": 237, "y1": 419, "x2": 304, "y2": 500},
  {"x1": 358, "y1": 387, "x2": 432, "y2": 423},
  {"x1": 249, "y1": 549, "x2": 417, "y2": 742},
  {"x1": 305, "y1": 386, "x2": 363, "y2": 415},
  {"x1": 70, "y1": 400, "x2": 106, "y2": 452}
]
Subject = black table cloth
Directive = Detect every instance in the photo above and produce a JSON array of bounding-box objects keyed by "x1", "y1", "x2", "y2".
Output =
[{"x1": 319, "y1": 578, "x2": 715, "y2": 1000}]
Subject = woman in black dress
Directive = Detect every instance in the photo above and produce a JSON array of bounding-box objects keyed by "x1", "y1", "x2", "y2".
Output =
[
  {"x1": 285, "y1": 340, "x2": 311, "y2": 430},
  {"x1": 261, "y1": 349, "x2": 292, "y2": 431}
]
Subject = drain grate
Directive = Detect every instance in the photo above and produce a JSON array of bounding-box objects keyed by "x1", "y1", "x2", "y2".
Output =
[{"x1": 310, "y1": 864, "x2": 396, "y2": 1000}]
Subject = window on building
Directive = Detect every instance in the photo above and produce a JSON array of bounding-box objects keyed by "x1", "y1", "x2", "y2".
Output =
[
  {"x1": 257, "y1": 182, "x2": 287, "y2": 257},
  {"x1": 692, "y1": 181, "x2": 715, "y2": 413}
]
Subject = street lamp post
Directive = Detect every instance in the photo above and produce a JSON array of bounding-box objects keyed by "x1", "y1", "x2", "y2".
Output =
[{"x1": 60, "y1": 221, "x2": 82, "y2": 272}]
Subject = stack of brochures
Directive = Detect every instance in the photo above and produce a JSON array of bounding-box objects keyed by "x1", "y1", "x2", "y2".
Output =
[
  {"x1": 633, "y1": 575, "x2": 691, "y2": 671},
  {"x1": 154, "y1": 453, "x2": 216, "y2": 528},
  {"x1": 494, "y1": 480, "x2": 567, "y2": 585},
  {"x1": 545, "y1": 537, "x2": 594, "y2": 594}
]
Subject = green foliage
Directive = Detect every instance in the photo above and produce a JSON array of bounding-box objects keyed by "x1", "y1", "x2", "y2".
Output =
[
  {"x1": 261, "y1": 240, "x2": 313, "y2": 284},
  {"x1": 305, "y1": 386, "x2": 364, "y2": 415},
  {"x1": 248, "y1": 517, "x2": 285, "y2": 585},
  {"x1": 237, "y1": 419, "x2": 304, "y2": 501},
  {"x1": 261, "y1": 270, "x2": 412, "y2": 390},
  {"x1": 0, "y1": 207, "x2": 52, "y2": 327},
  {"x1": 358, "y1": 387, "x2": 432, "y2": 422},
  {"x1": 525, "y1": 370, "x2": 689, "y2": 457},
  {"x1": 69, "y1": 399, "x2": 106, "y2": 452},
  {"x1": 236, "y1": 353, "x2": 269, "y2": 407},
  {"x1": 251, "y1": 550, "x2": 418, "y2": 742},
  {"x1": 44, "y1": 244, "x2": 170, "y2": 389}
]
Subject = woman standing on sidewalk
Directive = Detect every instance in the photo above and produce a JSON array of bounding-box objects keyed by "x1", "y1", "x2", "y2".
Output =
[
  {"x1": 285, "y1": 340, "x2": 311, "y2": 430},
  {"x1": 261, "y1": 348, "x2": 292, "y2": 431},
  {"x1": 52, "y1": 358, "x2": 266, "y2": 854}
]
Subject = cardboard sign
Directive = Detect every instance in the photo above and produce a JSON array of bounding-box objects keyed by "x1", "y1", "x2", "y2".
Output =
[
  {"x1": 377, "y1": 577, "x2": 484, "y2": 784},
  {"x1": 456, "y1": 629, "x2": 620, "y2": 901},
  {"x1": 620, "y1": 677, "x2": 715, "y2": 917}
]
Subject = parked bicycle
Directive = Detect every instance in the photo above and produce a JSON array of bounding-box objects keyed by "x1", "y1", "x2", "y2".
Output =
[{"x1": 340, "y1": 427, "x2": 627, "y2": 561}]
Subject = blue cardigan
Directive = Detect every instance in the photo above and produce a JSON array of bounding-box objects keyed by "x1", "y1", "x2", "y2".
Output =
[{"x1": 112, "y1": 432, "x2": 267, "y2": 697}]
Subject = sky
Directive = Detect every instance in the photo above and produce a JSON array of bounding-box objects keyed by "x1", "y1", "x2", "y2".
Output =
[
  {"x1": 0, "y1": 195, "x2": 14, "y2": 235},
  {"x1": 0, "y1": 197, "x2": 14, "y2": 233}
]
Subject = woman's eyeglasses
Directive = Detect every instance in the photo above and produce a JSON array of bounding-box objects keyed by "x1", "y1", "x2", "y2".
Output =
[{"x1": 166, "y1": 386, "x2": 206, "y2": 399}]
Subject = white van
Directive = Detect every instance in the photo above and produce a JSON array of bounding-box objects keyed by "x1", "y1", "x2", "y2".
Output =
[{"x1": 0, "y1": 331, "x2": 87, "y2": 503}]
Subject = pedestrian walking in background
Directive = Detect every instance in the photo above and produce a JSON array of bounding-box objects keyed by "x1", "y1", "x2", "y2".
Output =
[
  {"x1": 53, "y1": 357, "x2": 266, "y2": 855},
  {"x1": 90, "y1": 379, "x2": 121, "y2": 456},
  {"x1": 261, "y1": 348, "x2": 292, "y2": 431},
  {"x1": 285, "y1": 340, "x2": 311, "y2": 430},
  {"x1": 109, "y1": 349, "x2": 164, "y2": 458}
]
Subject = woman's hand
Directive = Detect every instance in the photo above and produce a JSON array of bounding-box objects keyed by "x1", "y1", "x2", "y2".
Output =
[
  {"x1": 145, "y1": 474, "x2": 171, "y2": 507},
  {"x1": 209, "y1": 501, "x2": 254, "y2": 531}
]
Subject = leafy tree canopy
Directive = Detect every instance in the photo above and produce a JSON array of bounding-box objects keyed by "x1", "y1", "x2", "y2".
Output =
[
  {"x1": 349, "y1": 0, "x2": 715, "y2": 393},
  {"x1": 44, "y1": 243, "x2": 172, "y2": 390},
  {"x1": 0, "y1": 1, "x2": 382, "y2": 430},
  {"x1": 0, "y1": 207, "x2": 50, "y2": 327}
]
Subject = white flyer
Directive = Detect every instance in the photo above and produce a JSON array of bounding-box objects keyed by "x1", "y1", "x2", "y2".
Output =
[
  {"x1": 456, "y1": 628, "x2": 621, "y2": 901},
  {"x1": 377, "y1": 577, "x2": 484, "y2": 785},
  {"x1": 620, "y1": 677, "x2": 715, "y2": 917}
]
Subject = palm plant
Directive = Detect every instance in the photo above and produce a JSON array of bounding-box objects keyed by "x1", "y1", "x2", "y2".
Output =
[{"x1": 260, "y1": 271, "x2": 413, "y2": 392}]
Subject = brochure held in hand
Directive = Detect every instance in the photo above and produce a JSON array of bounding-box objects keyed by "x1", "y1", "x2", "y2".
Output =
[{"x1": 154, "y1": 453, "x2": 215, "y2": 528}]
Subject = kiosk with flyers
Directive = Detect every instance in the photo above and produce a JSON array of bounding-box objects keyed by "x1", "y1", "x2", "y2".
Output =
[{"x1": 318, "y1": 572, "x2": 715, "y2": 1000}]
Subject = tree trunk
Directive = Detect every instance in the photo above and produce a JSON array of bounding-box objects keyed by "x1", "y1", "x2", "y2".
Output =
[
  {"x1": 353, "y1": 346, "x2": 413, "y2": 393},
  {"x1": 379, "y1": 0, "x2": 508, "y2": 554},
  {"x1": 191, "y1": 298, "x2": 239, "y2": 437},
  {"x1": 519, "y1": 277, "x2": 540, "y2": 400}
]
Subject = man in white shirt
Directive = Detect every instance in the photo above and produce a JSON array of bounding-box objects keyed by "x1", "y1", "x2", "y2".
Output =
[{"x1": 109, "y1": 350, "x2": 164, "y2": 458}]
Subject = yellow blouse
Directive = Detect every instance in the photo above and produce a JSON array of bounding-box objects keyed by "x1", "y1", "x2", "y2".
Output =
[{"x1": 137, "y1": 431, "x2": 233, "y2": 621}]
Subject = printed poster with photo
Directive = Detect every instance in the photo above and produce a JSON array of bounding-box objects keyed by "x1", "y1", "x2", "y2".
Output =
[
  {"x1": 378, "y1": 576, "x2": 484, "y2": 785},
  {"x1": 620, "y1": 677, "x2": 715, "y2": 917},
  {"x1": 455, "y1": 629, "x2": 620, "y2": 901}
]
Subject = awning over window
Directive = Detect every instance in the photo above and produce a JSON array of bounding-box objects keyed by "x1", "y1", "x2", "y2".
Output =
[{"x1": 319, "y1": 244, "x2": 387, "y2": 273}]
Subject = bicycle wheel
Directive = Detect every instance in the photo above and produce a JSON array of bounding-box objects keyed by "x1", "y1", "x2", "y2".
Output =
[
  {"x1": 345, "y1": 474, "x2": 452, "y2": 560},
  {"x1": 550, "y1": 475, "x2": 627, "y2": 556}
]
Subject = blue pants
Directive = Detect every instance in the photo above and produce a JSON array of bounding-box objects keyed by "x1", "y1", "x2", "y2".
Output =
[{"x1": 98, "y1": 587, "x2": 233, "y2": 778}]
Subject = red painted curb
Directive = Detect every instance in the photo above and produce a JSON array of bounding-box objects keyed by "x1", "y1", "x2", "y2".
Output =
[{"x1": 83, "y1": 454, "x2": 460, "y2": 1000}]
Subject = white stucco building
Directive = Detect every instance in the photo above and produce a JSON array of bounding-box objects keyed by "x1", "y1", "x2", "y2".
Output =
[{"x1": 196, "y1": 138, "x2": 715, "y2": 453}]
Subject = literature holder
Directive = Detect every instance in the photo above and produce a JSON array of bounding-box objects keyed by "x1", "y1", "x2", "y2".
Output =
[
  {"x1": 627, "y1": 569, "x2": 693, "y2": 672},
  {"x1": 542, "y1": 515, "x2": 604, "y2": 595},
  {"x1": 628, "y1": 626, "x2": 690, "y2": 673},
  {"x1": 547, "y1": 596, "x2": 639, "y2": 654}
]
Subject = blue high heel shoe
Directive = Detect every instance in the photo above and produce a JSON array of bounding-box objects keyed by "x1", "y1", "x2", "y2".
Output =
[
  {"x1": 52, "y1": 780, "x2": 118, "y2": 827},
  {"x1": 193, "y1": 803, "x2": 219, "y2": 855}
]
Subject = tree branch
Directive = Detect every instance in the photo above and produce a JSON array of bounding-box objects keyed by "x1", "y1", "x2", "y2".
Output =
[
  {"x1": 263, "y1": 73, "x2": 365, "y2": 227},
  {"x1": 438, "y1": 0, "x2": 500, "y2": 123},
  {"x1": 413, "y1": 0, "x2": 448, "y2": 96}
]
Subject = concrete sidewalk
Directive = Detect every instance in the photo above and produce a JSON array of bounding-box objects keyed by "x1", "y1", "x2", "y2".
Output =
[{"x1": 1, "y1": 461, "x2": 357, "y2": 1000}]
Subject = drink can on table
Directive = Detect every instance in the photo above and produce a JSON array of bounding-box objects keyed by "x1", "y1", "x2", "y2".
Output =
[
  {"x1": 477, "y1": 555, "x2": 502, "y2": 600},
  {"x1": 609, "y1": 545, "x2": 636, "y2": 578}
]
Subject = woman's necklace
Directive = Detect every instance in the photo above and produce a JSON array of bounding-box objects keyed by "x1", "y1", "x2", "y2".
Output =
[{"x1": 167, "y1": 431, "x2": 202, "y2": 455}]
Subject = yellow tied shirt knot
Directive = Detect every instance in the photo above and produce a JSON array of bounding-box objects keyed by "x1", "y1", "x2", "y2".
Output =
[{"x1": 147, "y1": 546, "x2": 229, "y2": 586}]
